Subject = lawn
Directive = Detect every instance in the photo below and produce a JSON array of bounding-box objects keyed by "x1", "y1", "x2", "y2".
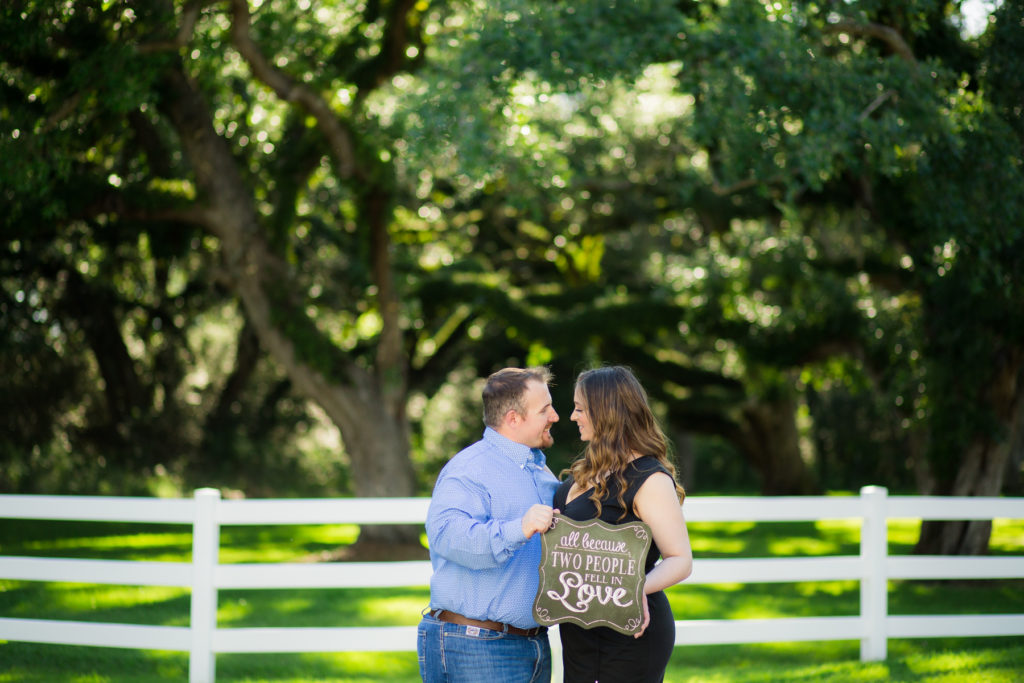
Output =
[{"x1": 1, "y1": 516, "x2": 1022, "y2": 682}]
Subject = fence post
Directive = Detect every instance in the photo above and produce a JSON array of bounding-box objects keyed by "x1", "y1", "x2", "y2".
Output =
[
  {"x1": 190, "y1": 488, "x2": 221, "y2": 683},
  {"x1": 859, "y1": 485, "x2": 888, "y2": 662},
  {"x1": 550, "y1": 624, "x2": 563, "y2": 683}
]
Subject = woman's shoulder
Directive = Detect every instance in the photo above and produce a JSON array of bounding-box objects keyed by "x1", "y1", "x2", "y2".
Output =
[
  {"x1": 617, "y1": 456, "x2": 671, "y2": 506},
  {"x1": 627, "y1": 454, "x2": 670, "y2": 477}
]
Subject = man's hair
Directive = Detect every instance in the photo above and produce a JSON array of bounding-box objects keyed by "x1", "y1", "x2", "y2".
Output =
[{"x1": 482, "y1": 366, "x2": 553, "y2": 429}]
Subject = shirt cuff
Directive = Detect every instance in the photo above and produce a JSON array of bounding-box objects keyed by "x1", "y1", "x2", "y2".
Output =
[{"x1": 501, "y1": 518, "x2": 528, "y2": 551}]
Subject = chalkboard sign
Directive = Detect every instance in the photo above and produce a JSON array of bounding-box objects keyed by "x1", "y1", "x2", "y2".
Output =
[{"x1": 533, "y1": 513, "x2": 652, "y2": 635}]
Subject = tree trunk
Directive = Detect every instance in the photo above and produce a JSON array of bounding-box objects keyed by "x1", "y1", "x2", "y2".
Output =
[
  {"x1": 226, "y1": 1, "x2": 421, "y2": 551},
  {"x1": 670, "y1": 429, "x2": 696, "y2": 492},
  {"x1": 914, "y1": 349, "x2": 1023, "y2": 555},
  {"x1": 157, "y1": 64, "x2": 422, "y2": 551},
  {"x1": 61, "y1": 268, "x2": 149, "y2": 428},
  {"x1": 327, "y1": 369, "x2": 421, "y2": 551},
  {"x1": 733, "y1": 395, "x2": 819, "y2": 495},
  {"x1": 1004, "y1": 387, "x2": 1024, "y2": 496}
]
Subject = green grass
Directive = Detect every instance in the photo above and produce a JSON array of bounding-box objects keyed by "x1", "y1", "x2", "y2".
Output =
[{"x1": 1, "y1": 518, "x2": 1022, "y2": 681}]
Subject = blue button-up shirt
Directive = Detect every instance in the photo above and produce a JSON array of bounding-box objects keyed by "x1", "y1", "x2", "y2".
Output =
[{"x1": 426, "y1": 427, "x2": 560, "y2": 629}]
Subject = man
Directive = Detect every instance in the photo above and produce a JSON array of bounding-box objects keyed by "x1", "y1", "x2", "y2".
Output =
[{"x1": 417, "y1": 367, "x2": 561, "y2": 683}]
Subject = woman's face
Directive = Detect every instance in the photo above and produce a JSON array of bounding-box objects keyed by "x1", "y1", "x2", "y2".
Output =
[{"x1": 570, "y1": 387, "x2": 593, "y2": 442}]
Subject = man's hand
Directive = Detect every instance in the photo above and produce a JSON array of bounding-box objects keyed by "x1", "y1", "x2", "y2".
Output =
[{"x1": 521, "y1": 504, "x2": 555, "y2": 539}]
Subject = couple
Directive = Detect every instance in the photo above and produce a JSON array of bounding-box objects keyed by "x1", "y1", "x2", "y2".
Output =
[{"x1": 418, "y1": 366, "x2": 693, "y2": 683}]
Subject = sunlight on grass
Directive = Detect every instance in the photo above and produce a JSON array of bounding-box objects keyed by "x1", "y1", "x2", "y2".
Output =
[
  {"x1": 688, "y1": 521, "x2": 757, "y2": 535},
  {"x1": 215, "y1": 587, "x2": 431, "y2": 628},
  {"x1": 666, "y1": 588, "x2": 719, "y2": 616},
  {"x1": 794, "y1": 580, "x2": 856, "y2": 597},
  {"x1": 767, "y1": 535, "x2": 843, "y2": 556},
  {"x1": 356, "y1": 595, "x2": 428, "y2": 624},
  {"x1": 216, "y1": 651, "x2": 421, "y2": 682},
  {"x1": 815, "y1": 518, "x2": 860, "y2": 536},
  {"x1": 265, "y1": 596, "x2": 318, "y2": 614},
  {"x1": 897, "y1": 645, "x2": 1024, "y2": 683},
  {"x1": 886, "y1": 519, "x2": 923, "y2": 551},
  {"x1": 218, "y1": 546, "x2": 312, "y2": 563},
  {"x1": 690, "y1": 520, "x2": 870, "y2": 558},
  {"x1": 804, "y1": 522, "x2": 857, "y2": 555},
  {"x1": 666, "y1": 640, "x2": 1018, "y2": 682},
  {"x1": 310, "y1": 651, "x2": 420, "y2": 678},
  {"x1": 668, "y1": 581, "x2": 861, "y2": 621},
  {"x1": 689, "y1": 536, "x2": 747, "y2": 554},
  {"x1": 218, "y1": 593, "x2": 329, "y2": 625},
  {"x1": 218, "y1": 524, "x2": 360, "y2": 563},
  {"x1": 22, "y1": 531, "x2": 193, "y2": 560},
  {"x1": 696, "y1": 582, "x2": 745, "y2": 592},
  {"x1": 991, "y1": 519, "x2": 1024, "y2": 553},
  {"x1": 666, "y1": 641, "x2": 897, "y2": 682},
  {"x1": 910, "y1": 649, "x2": 995, "y2": 674},
  {"x1": 48, "y1": 584, "x2": 189, "y2": 616},
  {"x1": 811, "y1": 517, "x2": 1023, "y2": 556},
  {"x1": 217, "y1": 597, "x2": 255, "y2": 623},
  {"x1": 688, "y1": 521, "x2": 757, "y2": 556},
  {"x1": 728, "y1": 596, "x2": 794, "y2": 619}
]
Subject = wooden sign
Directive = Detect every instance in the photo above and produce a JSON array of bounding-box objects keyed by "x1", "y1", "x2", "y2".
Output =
[{"x1": 533, "y1": 513, "x2": 652, "y2": 635}]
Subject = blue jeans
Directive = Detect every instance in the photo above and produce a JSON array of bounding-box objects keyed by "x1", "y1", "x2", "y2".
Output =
[{"x1": 417, "y1": 611, "x2": 551, "y2": 683}]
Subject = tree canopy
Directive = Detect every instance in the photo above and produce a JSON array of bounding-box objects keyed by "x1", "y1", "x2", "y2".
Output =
[{"x1": 2, "y1": 0, "x2": 1021, "y2": 554}]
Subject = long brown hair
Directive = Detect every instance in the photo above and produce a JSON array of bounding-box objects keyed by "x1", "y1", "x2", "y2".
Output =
[{"x1": 568, "y1": 366, "x2": 684, "y2": 518}]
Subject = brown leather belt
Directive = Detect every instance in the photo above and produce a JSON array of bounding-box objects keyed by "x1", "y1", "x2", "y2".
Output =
[{"x1": 433, "y1": 609, "x2": 545, "y2": 637}]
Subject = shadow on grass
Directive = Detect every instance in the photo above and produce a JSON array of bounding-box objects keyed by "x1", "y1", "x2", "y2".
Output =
[{"x1": 0, "y1": 642, "x2": 190, "y2": 682}]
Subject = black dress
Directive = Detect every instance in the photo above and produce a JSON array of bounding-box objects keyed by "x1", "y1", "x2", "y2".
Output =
[{"x1": 553, "y1": 456, "x2": 676, "y2": 683}]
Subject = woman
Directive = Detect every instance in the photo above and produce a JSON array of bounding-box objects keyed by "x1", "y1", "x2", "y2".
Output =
[{"x1": 554, "y1": 365, "x2": 693, "y2": 682}]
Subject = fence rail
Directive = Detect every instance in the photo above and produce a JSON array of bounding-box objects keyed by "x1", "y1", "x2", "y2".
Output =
[{"x1": 1, "y1": 486, "x2": 1023, "y2": 682}]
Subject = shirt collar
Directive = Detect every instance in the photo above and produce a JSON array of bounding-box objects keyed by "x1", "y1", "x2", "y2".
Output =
[{"x1": 483, "y1": 427, "x2": 546, "y2": 467}]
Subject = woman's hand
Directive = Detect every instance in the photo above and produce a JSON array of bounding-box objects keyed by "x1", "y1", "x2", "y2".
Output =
[{"x1": 633, "y1": 593, "x2": 651, "y2": 638}]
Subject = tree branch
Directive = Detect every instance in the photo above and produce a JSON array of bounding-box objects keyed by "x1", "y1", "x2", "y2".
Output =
[
  {"x1": 38, "y1": 91, "x2": 82, "y2": 134},
  {"x1": 710, "y1": 176, "x2": 764, "y2": 196},
  {"x1": 824, "y1": 19, "x2": 917, "y2": 64},
  {"x1": 137, "y1": 0, "x2": 215, "y2": 53},
  {"x1": 858, "y1": 89, "x2": 896, "y2": 122},
  {"x1": 368, "y1": 0, "x2": 420, "y2": 91},
  {"x1": 228, "y1": 0, "x2": 357, "y2": 178},
  {"x1": 84, "y1": 189, "x2": 213, "y2": 226},
  {"x1": 367, "y1": 188, "x2": 406, "y2": 414}
]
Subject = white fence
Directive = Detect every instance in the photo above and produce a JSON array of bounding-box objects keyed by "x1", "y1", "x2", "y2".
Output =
[{"x1": 1, "y1": 486, "x2": 1023, "y2": 682}]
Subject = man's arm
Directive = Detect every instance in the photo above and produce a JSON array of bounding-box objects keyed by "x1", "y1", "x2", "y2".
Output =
[{"x1": 427, "y1": 476, "x2": 531, "y2": 570}]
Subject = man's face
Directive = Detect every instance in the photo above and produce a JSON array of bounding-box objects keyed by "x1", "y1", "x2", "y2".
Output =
[{"x1": 512, "y1": 380, "x2": 559, "y2": 448}]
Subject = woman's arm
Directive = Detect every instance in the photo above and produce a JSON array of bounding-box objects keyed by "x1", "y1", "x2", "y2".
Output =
[{"x1": 633, "y1": 471, "x2": 693, "y2": 593}]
